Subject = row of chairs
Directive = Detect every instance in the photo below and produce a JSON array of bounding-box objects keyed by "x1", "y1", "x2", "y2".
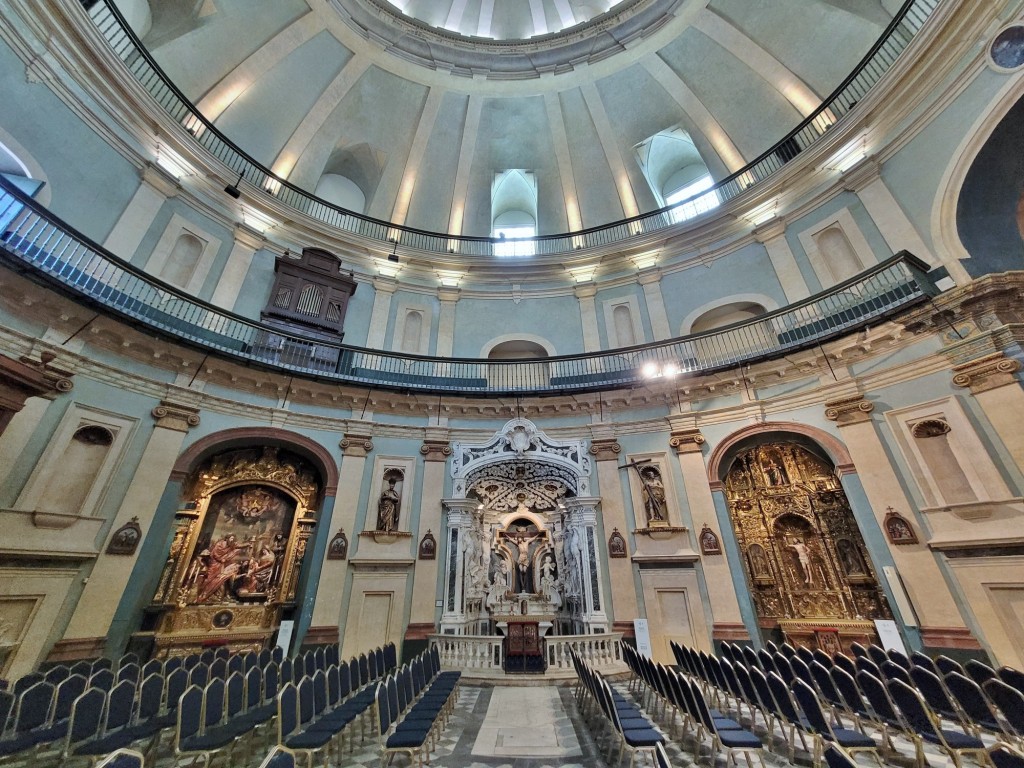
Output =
[
  {"x1": 374, "y1": 647, "x2": 461, "y2": 768},
  {"x1": 674, "y1": 640, "x2": 1020, "y2": 768},
  {"x1": 572, "y1": 648, "x2": 670, "y2": 768},
  {"x1": 620, "y1": 644, "x2": 766, "y2": 768}
]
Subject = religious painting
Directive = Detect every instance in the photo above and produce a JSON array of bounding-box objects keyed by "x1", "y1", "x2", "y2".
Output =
[
  {"x1": 884, "y1": 509, "x2": 919, "y2": 545},
  {"x1": 107, "y1": 516, "x2": 142, "y2": 555},
  {"x1": 327, "y1": 529, "x2": 348, "y2": 560},
  {"x1": 375, "y1": 468, "x2": 404, "y2": 532},
  {"x1": 698, "y1": 524, "x2": 721, "y2": 555},
  {"x1": 608, "y1": 528, "x2": 627, "y2": 558},
  {"x1": 181, "y1": 484, "x2": 296, "y2": 605},
  {"x1": 722, "y1": 440, "x2": 891, "y2": 636},
  {"x1": 418, "y1": 530, "x2": 437, "y2": 560}
]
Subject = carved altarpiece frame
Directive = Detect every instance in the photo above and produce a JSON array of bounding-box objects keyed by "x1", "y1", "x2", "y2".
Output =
[{"x1": 148, "y1": 446, "x2": 321, "y2": 656}]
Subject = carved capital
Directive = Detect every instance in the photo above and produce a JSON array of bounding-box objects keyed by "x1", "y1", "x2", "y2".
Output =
[
  {"x1": 951, "y1": 353, "x2": 1022, "y2": 394},
  {"x1": 636, "y1": 268, "x2": 662, "y2": 286},
  {"x1": 340, "y1": 433, "x2": 374, "y2": 457},
  {"x1": 824, "y1": 395, "x2": 874, "y2": 426},
  {"x1": 588, "y1": 437, "x2": 622, "y2": 461},
  {"x1": 420, "y1": 439, "x2": 453, "y2": 462},
  {"x1": 232, "y1": 223, "x2": 266, "y2": 252},
  {"x1": 573, "y1": 282, "x2": 598, "y2": 299},
  {"x1": 437, "y1": 286, "x2": 460, "y2": 304},
  {"x1": 669, "y1": 429, "x2": 706, "y2": 454},
  {"x1": 141, "y1": 162, "x2": 181, "y2": 198},
  {"x1": 151, "y1": 401, "x2": 201, "y2": 432}
]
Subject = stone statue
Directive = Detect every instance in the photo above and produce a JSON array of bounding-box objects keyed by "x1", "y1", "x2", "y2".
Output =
[
  {"x1": 639, "y1": 465, "x2": 667, "y2": 523},
  {"x1": 376, "y1": 475, "x2": 401, "y2": 531},
  {"x1": 541, "y1": 571, "x2": 562, "y2": 609},
  {"x1": 787, "y1": 537, "x2": 813, "y2": 585}
]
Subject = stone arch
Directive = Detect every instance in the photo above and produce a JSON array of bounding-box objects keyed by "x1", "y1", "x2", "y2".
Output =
[
  {"x1": 171, "y1": 427, "x2": 338, "y2": 495},
  {"x1": 479, "y1": 333, "x2": 556, "y2": 359},
  {"x1": 706, "y1": 421, "x2": 853, "y2": 487},
  {"x1": 930, "y1": 74, "x2": 1024, "y2": 283},
  {"x1": 680, "y1": 293, "x2": 778, "y2": 336}
]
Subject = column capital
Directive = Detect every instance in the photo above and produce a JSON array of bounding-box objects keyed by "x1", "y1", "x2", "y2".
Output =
[
  {"x1": 840, "y1": 157, "x2": 883, "y2": 193},
  {"x1": 574, "y1": 282, "x2": 598, "y2": 299},
  {"x1": 669, "y1": 428, "x2": 706, "y2": 454},
  {"x1": 340, "y1": 429, "x2": 374, "y2": 457},
  {"x1": 420, "y1": 438, "x2": 452, "y2": 462},
  {"x1": 636, "y1": 267, "x2": 662, "y2": 286},
  {"x1": 373, "y1": 276, "x2": 398, "y2": 294},
  {"x1": 141, "y1": 162, "x2": 181, "y2": 198},
  {"x1": 752, "y1": 220, "x2": 787, "y2": 243},
  {"x1": 437, "y1": 286, "x2": 460, "y2": 303},
  {"x1": 824, "y1": 394, "x2": 875, "y2": 425},
  {"x1": 150, "y1": 400, "x2": 201, "y2": 432},
  {"x1": 232, "y1": 223, "x2": 265, "y2": 251},
  {"x1": 588, "y1": 437, "x2": 622, "y2": 461},
  {"x1": 951, "y1": 352, "x2": 1022, "y2": 394}
]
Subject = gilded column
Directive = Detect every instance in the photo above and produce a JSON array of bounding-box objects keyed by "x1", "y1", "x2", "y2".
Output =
[
  {"x1": 62, "y1": 401, "x2": 200, "y2": 649},
  {"x1": 589, "y1": 434, "x2": 638, "y2": 632},
  {"x1": 406, "y1": 430, "x2": 451, "y2": 642},
  {"x1": 668, "y1": 424, "x2": 746, "y2": 643},
  {"x1": 951, "y1": 353, "x2": 1024, "y2": 473},
  {"x1": 824, "y1": 394, "x2": 969, "y2": 648},
  {"x1": 309, "y1": 425, "x2": 373, "y2": 642}
]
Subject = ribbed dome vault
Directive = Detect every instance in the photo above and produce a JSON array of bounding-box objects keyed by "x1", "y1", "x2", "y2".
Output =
[{"x1": 118, "y1": 0, "x2": 902, "y2": 239}]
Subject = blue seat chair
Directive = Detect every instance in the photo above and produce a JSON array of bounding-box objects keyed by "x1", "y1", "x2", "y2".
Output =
[
  {"x1": 887, "y1": 678, "x2": 989, "y2": 768},
  {"x1": 792, "y1": 680, "x2": 881, "y2": 768}
]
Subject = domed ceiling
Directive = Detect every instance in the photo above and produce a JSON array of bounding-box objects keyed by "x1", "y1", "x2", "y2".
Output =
[{"x1": 122, "y1": 0, "x2": 901, "y2": 238}]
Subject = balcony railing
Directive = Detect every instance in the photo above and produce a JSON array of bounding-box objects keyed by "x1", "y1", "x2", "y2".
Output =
[
  {"x1": 0, "y1": 176, "x2": 938, "y2": 396},
  {"x1": 78, "y1": 0, "x2": 941, "y2": 258}
]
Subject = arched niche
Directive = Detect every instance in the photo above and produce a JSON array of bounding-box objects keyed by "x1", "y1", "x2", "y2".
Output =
[
  {"x1": 315, "y1": 143, "x2": 382, "y2": 214},
  {"x1": 0, "y1": 127, "x2": 51, "y2": 206},
  {"x1": 682, "y1": 295, "x2": 775, "y2": 336}
]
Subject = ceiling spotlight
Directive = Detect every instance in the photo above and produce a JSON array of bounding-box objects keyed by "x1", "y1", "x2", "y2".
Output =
[
  {"x1": 388, "y1": 237, "x2": 400, "y2": 263},
  {"x1": 224, "y1": 171, "x2": 244, "y2": 199}
]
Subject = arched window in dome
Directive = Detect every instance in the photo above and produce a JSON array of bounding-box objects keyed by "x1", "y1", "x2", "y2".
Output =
[
  {"x1": 492, "y1": 170, "x2": 537, "y2": 256},
  {"x1": 634, "y1": 128, "x2": 719, "y2": 223}
]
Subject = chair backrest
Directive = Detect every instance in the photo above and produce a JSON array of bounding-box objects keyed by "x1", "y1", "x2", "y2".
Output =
[
  {"x1": 89, "y1": 668, "x2": 115, "y2": 692},
  {"x1": 165, "y1": 668, "x2": 188, "y2": 712},
  {"x1": 383, "y1": 643, "x2": 397, "y2": 672},
  {"x1": 0, "y1": 689, "x2": 14, "y2": 737},
  {"x1": 733, "y1": 663, "x2": 761, "y2": 709},
  {"x1": 375, "y1": 683, "x2": 390, "y2": 738},
  {"x1": 225, "y1": 672, "x2": 246, "y2": 718},
  {"x1": 258, "y1": 650, "x2": 272, "y2": 668},
  {"x1": 245, "y1": 667, "x2": 263, "y2": 711},
  {"x1": 856, "y1": 671, "x2": 900, "y2": 724},
  {"x1": 368, "y1": 650, "x2": 378, "y2": 681},
  {"x1": 311, "y1": 671, "x2": 327, "y2": 717},
  {"x1": 943, "y1": 671, "x2": 996, "y2": 726},
  {"x1": 791, "y1": 656, "x2": 816, "y2": 690},
  {"x1": 264, "y1": 663, "x2": 280, "y2": 703},
  {"x1": 812, "y1": 649, "x2": 833, "y2": 669},
  {"x1": 866, "y1": 645, "x2": 888, "y2": 667},
  {"x1": 141, "y1": 659, "x2": 163, "y2": 680},
  {"x1": 189, "y1": 664, "x2": 209, "y2": 689},
  {"x1": 95, "y1": 748, "x2": 145, "y2": 768},
  {"x1": 279, "y1": 658, "x2": 293, "y2": 686},
  {"x1": 793, "y1": 680, "x2": 831, "y2": 734},
  {"x1": 910, "y1": 652, "x2": 939, "y2": 676},
  {"x1": 849, "y1": 642, "x2": 868, "y2": 659},
  {"x1": 53, "y1": 674, "x2": 88, "y2": 721},
  {"x1": 199, "y1": 650, "x2": 215, "y2": 665},
  {"x1": 117, "y1": 663, "x2": 139, "y2": 685},
  {"x1": 118, "y1": 653, "x2": 140, "y2": 670},
  {"x1": 375, "y1": 648, "x2": 386, "y2": 678},
  {"x1": 164, "y1": 657, "x2": 184, "y2": 675},
  {"x1": 765, "y1": 641, "x2": 779, "y2": 654},
  {"x1": 358, "y1": 654, "x2": 369, "y2": 686},
  {"x1": 176, "y1": 685, "x2": 204, "y2": 742},
  {"x1": 887, "y1": 650, "x2": 911, "y2": 670},
  {"x1": 386, "y1": 676, "x2": 401, "y2": 724},
  {"x1": 210, "y1": 658, "x2": 227, "y2": 680},
  {"x1": 886, "y1": 679, "x2": 936, "y2": 737},
  {"x1": 66, "y1": 687, "x2": 107, "y2": 750},
  {"x1": 810, "y1": 661, "x2": 843, "y2": 707},
  {"x1": 14, "y1": 682, "x2": 53, "y2": 734},
  {"x1": 742, "y1": 645, "x2": 760, "y2": 670},
  {"x1": 105, "y1": 679, "x2": 136, "y2": 732},
  {"x1": 772, "y1": 653, "x2": 795, "y2": 683},
  {"x1": 70, "y1": 661, "x2": 93, "y2": 678},
  {"x1": 313, "y1": 648, "x2": 326, "y2": 674},
  {"x1": 654, "y1": 741, "x2": 672, "y2": 768},
  {"x1": 13, "y1": 672, "x2": 44, "y2": 696},
  {"x1": 796, "y1": 646, "x2": 815, "y2": 665},
  {"x1": 824, "y1": 745, "x2": 860, "y2": 768},
  {"x1": 44, "y1": 665, "x2": 70, "y2": 685},
  {"x1": 855, "y1": 655, "x2": 880, "y2": 679},
  {"x1": 227, "y1": 655, "x2": 244, "y2": 677},
  {"x1": 204, "y1": 678, "x2": 226, "y2": 730},
  {"x1": 990, "y1": 745, "x2": 1024, "y2": 768},
  {"x1": 277, "y1": 685, "x2": 298, "y2": 741},
  {"x1": 683, "y1": 677, "x2": 717, "y2": 733},
  {"x1": 997, "y1": 667, "x2": 1024, "y2": 695},
  {"x1": 296, "y1": 679, "x2": 315, "y2": 726},
  {"x1": 831, "y1": 667, "x2": 869, "y2": 718},
  {"x1": 303, "y1": 652, "x2": 316, "y2": 680},
  {"x1": 258, "y1": 746, "x2": 297, "y2": 768},
  {"x1": 757, "y1": 649, "x2": 777, "y2": 675},
  {"x1": 182, "y1": 654, "x2": 201, "y2": 671},
  {"x1": 881, "y1": 660, "x2": 912, "y2": 687},
  {"x1": 780, "y1": 643, "x2": 798, "y2": 658},
  {"x1": 136, "y1": 674, "x2": 163, "y2": 722},
  {"x1": 271, "y1": 647, "x2": 284, "y2": 664},
  {"x1": 91, "y1": 658, "x2": 113, "y2": 673},
  {"x1": 983, "y1": 679, "x2": 1024, "y2": 735},
  {"x1": 965, "y1": 659, "x2": 996, "y2": 687},
  {"x1": 749, "y1": 668, "x2": 780, "y2": 718},
  {"x1": 833, "y1": 654, "x2": 857, "y2": 678},
  {"x1": 766, "y1": 671, "x2": 802, "y2": 723},
  {"x1": 909, "y1": 666, "x2": 957, "y2": 719}
]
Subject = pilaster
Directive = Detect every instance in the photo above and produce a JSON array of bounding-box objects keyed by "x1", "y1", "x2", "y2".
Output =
[
  {"x1": 102, "y1": 163, "x2": 180, "y2": 260},
  {"x1": 63, "y1": 401, "x2": 200, "y2": 643},
  {"x1": 575, "y1": 283, "x2": 601, "y2": 353},
  {"x1": 637, "y1": 269, "x2": 672, "y2": 341},
  {"x1": 754, "y1": 221, "x2": 810, "y2": 302},
  {"x1": 588, "y1": 434, "x2": 638, "y2": 629},
  {"x1": 407, "y1": 431, "x2": 451, "y2": 638},
  {"x1": 209, "y1": 225, "x2": 266, "y2": 311},
  {"x1": 951, "y1": 352, "x2": 1024, "y2": 474},
  {"x1": 668, "y1": 423, "x2": 745, "y2": 641},
  {"x1": 435, "y1": 287, "x2": 460, "y2": 358},
  {"x1": 366, "y1": 277, "x2": 397, "y2": 348}
]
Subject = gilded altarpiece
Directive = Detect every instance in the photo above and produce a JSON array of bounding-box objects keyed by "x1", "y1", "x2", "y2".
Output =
[
  {"x1": 148, "y1": 447, "x2": 321, "y2": 656},
  {"x1": 724, "y1": 443, "x2": 890, "y2": 651}
]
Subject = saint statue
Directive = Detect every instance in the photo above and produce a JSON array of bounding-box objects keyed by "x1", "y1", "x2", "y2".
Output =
[
  {"x1": 376, "y1": 475, "x2": 401, "y2": 532},
  {"x1": 639, "y1": 466, "x2": 667, "y2": 523}
]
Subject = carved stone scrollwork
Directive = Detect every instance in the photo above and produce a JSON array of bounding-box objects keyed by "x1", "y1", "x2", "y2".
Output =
[
  {"x1": 824, "y1": 395, "x2": 874, "y2": 425},
  {"x1": 589, "y1": 438, "x2": 621, "y2": 461},
  {"x1": 420, "y1": 440, "x2": 453, "y2": 462},
  {"x1": 951, "y1": 353, "x2": 1022, "y2": 394},
  {"x1": 151, "y1": 401, "x2": 201, "y2": 431},
  {"x1": 340, "y1": 434, "x2": 374, "y2": 457},
  {"x1": 669, "y1": 429, "x2": 705, "y2": 454}
]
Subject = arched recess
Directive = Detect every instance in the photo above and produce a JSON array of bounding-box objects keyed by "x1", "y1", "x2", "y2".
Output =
[
  {"x1": 931, "y1": 75, "x2": 1024, "y2": 283},
  {"x1": 314, "y1": 143, "x2": 383, "y2": 214},
  {"x1": 707, "y1": 421, "x2": 854, "y2": 488},
  {"x1": 171, "y1": 427, "x2": 338, "y2": 495},
  {"x1": 480, "y1": 334, "x2": 556, "y2": 359},
  {"x1": 0, "y1": 126, "x2": 51, "y2": 206},
  {"x1": 680, "y1": 294, "x2": 778, "y2": 336}
]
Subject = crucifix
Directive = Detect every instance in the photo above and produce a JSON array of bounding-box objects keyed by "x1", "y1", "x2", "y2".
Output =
[
  {"x1": 498, "y1": 525, "x2": 547, "y2": 593},
  {"x1": 620, "y1": 459, "x2": 667, "y2": 524}
]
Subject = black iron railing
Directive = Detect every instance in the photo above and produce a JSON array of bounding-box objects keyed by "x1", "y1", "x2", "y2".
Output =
[
  {"x1": 78, "y1": 0, "x2": 941, "y2": 258},
  {"x1": 0, "y1": 176, "x2": 937, "y2": 395}
]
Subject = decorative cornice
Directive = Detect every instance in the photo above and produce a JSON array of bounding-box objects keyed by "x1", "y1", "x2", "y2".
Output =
[
  {"x1": 669, "y1": 428, "x2": 705, "y2": 455},
  {"x1": 588, "y1": 437, "x2": 622, "y2": 461},
  {"x1": 140, "y1": 162, "x2": 181, "y2": 198},
  {"x1": 824, "y1": 394, "x2": 875, "y2": 425},
  {"x1": 150, "y1": 400, "x2": 200, "y2": 432},
  {"x1": 636, "y1": 268, "x2": 662, "y2": 286},
  {"x1": 951, "y1": 352, "x2": 1022, "y2": 394},
  {"x1": 232, "y1": 223, "x2": 266, "y2": 252}
]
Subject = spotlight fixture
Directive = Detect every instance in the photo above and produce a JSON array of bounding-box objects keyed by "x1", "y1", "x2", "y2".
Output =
[
  {"x1": 223, "y1": 171, "x2": 244, "y2": 199},
  {"x1": 387, "y1": 237, "x2": 400, "y2": 263}
]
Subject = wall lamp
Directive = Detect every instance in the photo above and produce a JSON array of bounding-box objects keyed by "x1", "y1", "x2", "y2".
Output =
[
  {"x1": 224, "y1": 171, "x2": 244, "y2": 199},
  {"x1": 387, "y1": 237, "x2": 400, "y2": 263}
]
